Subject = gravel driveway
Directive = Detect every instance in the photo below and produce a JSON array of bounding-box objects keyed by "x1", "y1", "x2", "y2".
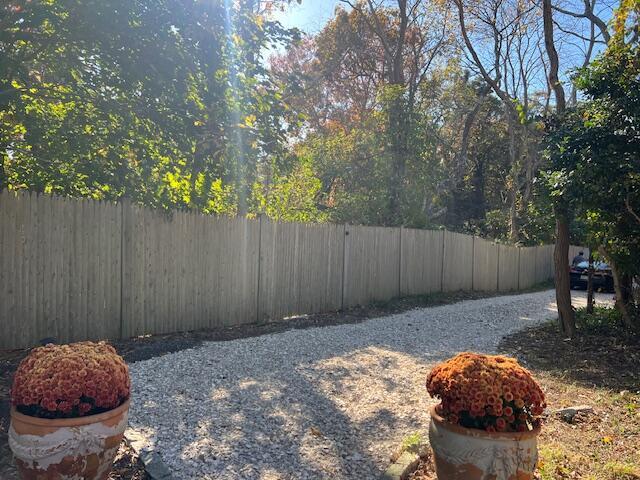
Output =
[{"x1": 127, "y1": 289, "x2": 596, "y2": 480}]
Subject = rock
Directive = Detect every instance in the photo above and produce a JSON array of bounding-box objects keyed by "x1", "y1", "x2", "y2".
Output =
[
  {"x1": 381, "y1": 451, "x2": 420, "y2": 480},
  {"x1": 139, "y1": 449, "x2": 174, "y2": 480},
  {"x1": 555, "y1": 405, "x2": 594, "y2": 423}
]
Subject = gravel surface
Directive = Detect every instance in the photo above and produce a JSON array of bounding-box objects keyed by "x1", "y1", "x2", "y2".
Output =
[{"x1": 127, "y1": 289, "x2": 598, "y2": 480}]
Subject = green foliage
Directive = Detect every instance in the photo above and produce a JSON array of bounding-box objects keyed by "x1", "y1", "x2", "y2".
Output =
[
  {"x1": 543, "y1": 1, "x2": 640, "y2": 298},
  {"x1": 0, "y1": 0, "x2": 620, "y2": 244},
  {"x1": 1, "y1": 0, "x2": 318, "y2": 220},
  {"x1": 575, "y1": 306, "x2": 624, "y2": 334},
  {"x1": 250, "y1": 157, "x2": 327, "y2": 222},
  {"x1": 298, "y1": 122, "x2": 395, "y2": 226},
  {"x1": 401, "y1": 432, "x2": 424, "y2": 454}
]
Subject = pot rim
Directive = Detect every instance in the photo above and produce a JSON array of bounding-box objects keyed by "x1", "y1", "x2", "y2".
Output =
[
  {"x1": 10, "y1": 398, "x2": 130, "y2": 428},
  {"x1": 429, "y1": 404, "x2": 541, "y2": 440}
]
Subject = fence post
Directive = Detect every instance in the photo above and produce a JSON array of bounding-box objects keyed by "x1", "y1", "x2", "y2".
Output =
[
  {"x1": 118, "y1": 198, "x2": 129, "y2": 340},
  {"x1": 440, "y1": 229, "x2": 446, "y2": 292},
  {"x1": 517, "y1": 247, "x2": 521, "y2": 291},
  {"x1": 398, "y1": 226, "x2": 403, "y2": 297},
  {"x1": 471, "y1": 235, "x2": 476, "y2": 291},
  {"x1": 256, "y1": 214, "x2": 263, "y2": 323},
  {"x1": 340, "y1": 224, "x2": 348, "y2": 309},
  {"x1": 496, "y1": 242, "x2": 501, "y2": 292}
]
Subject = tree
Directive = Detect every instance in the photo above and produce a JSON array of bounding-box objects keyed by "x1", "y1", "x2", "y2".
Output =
[
  {"x1": 545, "y1": 0, "x2": 639, "y2": 330},
  {"x1": 454, "y1": 0, "x2": 547, "y2": 242},
  {"x1": 336, "y1": 0, "x2": 453, "y2": 224},
  {"x1": 1, "y1": 0, "x2": 303, "y2": 217},
  {"x1": 541, "y1": 0, "x2": 576, "y2": 337}
]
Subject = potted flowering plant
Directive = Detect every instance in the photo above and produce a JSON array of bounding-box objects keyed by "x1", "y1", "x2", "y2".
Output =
[
  {"x1": 9, "y1": 341, "x2": 131, "y2": 480},
  {"x1": 426, "y1": 352, "x2": 545, "y2": 480}
]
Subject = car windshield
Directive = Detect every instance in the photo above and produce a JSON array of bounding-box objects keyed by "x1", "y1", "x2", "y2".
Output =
[{"x1": 576, "y1": 261, "x2": 609, "y2": 270}]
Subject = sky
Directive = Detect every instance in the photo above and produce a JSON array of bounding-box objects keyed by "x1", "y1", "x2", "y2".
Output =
[{"x1": 271, "y1": 0, "x2": 342, "y2": 33}]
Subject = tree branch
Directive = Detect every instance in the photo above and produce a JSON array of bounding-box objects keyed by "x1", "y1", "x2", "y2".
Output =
[
  {"x1": 454, "y1": 0, "x2": 516, "y2": 116},
  {"x1": 543, "y1": 0, "x2": 566, "y2": 113},
  {"x1": 552, "y1": 0, "x2": 611, "y2": 43},
  {"x1": 626, "y1": 195, "x2": 640, "y2": 224}
]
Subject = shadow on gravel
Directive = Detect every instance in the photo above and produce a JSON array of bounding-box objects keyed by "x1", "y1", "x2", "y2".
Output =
[{"x1": 141, "y1": 367, "x2": 383, "y2": 479}]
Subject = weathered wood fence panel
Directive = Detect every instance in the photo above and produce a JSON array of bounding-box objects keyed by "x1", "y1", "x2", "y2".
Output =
[
  {"x1": 121, "y1": 206, "x2": 259, "y2": 337},
  {"x1": 258, "y1": 220, "x2": 344, "y2": 321},
  {"x1": 200, "y1": 216, "x2": 260, "y2": 328},
  {"x1": 535, "y1": 245, "x2": 553, "y2": 284},
  {"x1": 400, "y1": 228, "x2": 444, "y2": 296},
  {"x1": 442, "y1": 231, "x2": 473, "y2": 292},
  {"x1": 473, "y1": 238, "x2": 499, "y2": 292},
  {"x1": 498, "y1": 245, "x2": 520, "y2": 292},
  {"x1": 0, "y1": 192, "x2": 121, "y2": 349},
  {"x1": 1, "y1": 191, "x2": 581, "y2": 349},
  {"x1": 518, "y1": 247, "x2": 538, "y2": 289},
  {"x1": 343, "y1": 225, "x2": 400, "y2": 307}
]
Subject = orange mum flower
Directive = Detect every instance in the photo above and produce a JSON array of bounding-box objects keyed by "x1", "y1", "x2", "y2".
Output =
[
  {"x1": 11, "y1": 341, "x2": 130, "y2": 419},
  {"x1": 426, "y1": 352, "x2": 545, "y2": 433}
]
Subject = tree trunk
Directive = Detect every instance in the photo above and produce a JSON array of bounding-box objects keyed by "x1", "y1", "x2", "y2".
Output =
[
  {"x1": 509, "y1": 197, "x2": 518, "y2": 242},
  {"x1": 611, "y1": 262, "x2": 633, "y2": 329},
  {"x1": 506, "y1": 113, "x2": 519, "y2": 242},
  {"x1": 542, "y1": 0, "x2": 566, "y2": 113},
  {"x1": 544, "y1": 0, "x2": 575, "y2": 337},
  {"x1": 554, "y1": 212, "x2": 576, "y2": 337},
  {"x1": 386, "y1": 91, "x2": 408, "y2": 225}
]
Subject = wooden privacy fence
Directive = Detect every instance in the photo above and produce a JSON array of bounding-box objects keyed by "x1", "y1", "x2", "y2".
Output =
[{"x1": 0, "y1": 191, "x2": 584, "y2": 349}]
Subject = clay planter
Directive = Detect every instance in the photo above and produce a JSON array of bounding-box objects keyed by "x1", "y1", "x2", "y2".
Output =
[
  {"x1": 428, "y1": 405, "x2": 540, "y2": 480},
  {"x1": 8, "y1": 399, "x2": 130, "y2": 480}
]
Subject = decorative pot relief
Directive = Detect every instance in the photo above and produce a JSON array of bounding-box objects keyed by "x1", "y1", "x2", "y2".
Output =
[
  {"x1": 429, "y1": 406, "x2": 539, "y2": 480},
  {"x1": 9, "y1": 400, "x2": 129, "y2": 480}
]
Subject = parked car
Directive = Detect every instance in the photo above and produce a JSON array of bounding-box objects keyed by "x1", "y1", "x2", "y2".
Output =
[{"x1": 569, "y1": 260, "x2": 614, "y2": 292}]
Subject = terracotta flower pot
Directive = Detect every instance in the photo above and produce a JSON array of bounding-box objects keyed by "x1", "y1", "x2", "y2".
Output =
[
  {"x1": 8, "y1": 399, "x2": 130, "y2": 480},
  {"x1": 428, "y1": 405, "x2": 540, "y2": 480}
]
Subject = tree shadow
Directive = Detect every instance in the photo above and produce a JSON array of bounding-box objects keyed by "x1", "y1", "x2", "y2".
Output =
[
  {"x1": 128, "y1": 353, "x2": 393, "y2": 479},
  {"x1": 126, "y1": 291, "x2": 559, "y2": 479},
  {"x1": 499, "y1": 320, "x2": 640, "y2": 390}
]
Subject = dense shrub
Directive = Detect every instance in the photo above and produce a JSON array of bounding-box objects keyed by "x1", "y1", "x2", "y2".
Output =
[{"x1": 575, "y1": 306, "x2": 629, "y2": 334}]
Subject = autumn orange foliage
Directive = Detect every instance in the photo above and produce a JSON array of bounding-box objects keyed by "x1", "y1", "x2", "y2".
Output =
[
  {"x1": 426, "y1": 352, "x2": 545, "y2": 432},
  {"x1": 11, "y1": 341, "x2": 130, "y2": 418}
]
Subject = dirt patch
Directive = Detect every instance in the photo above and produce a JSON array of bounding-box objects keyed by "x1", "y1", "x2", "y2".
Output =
[
  {"x1": 407, "y1": 450, "x2": 437, "y2": 480},
  {"x1": 409, "y1": 321, "x2": 640, "y2": 479},
  {"x1": 110, "y1": 442, "x2": 149, "y2": 480},
  {"x1": 500, "y1": 320, "x2": 640, "y2": 390}
]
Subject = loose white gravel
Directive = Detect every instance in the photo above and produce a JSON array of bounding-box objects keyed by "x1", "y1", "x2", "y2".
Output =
[{"x1": 126, "y1": 289, "x2": 602, "y2": 480}]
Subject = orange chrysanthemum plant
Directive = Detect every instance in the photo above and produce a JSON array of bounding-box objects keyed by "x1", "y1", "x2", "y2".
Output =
[
  {"x1": 11, "y1": 341, "x2": 130, "y2": 419},
  {"x1": 426, "y1": 352, "x2": 545, "y2": 433}
]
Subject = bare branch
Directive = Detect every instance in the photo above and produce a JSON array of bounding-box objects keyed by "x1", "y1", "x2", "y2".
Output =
[
  {"x1": 454, "y1": 0, "x2": 516, "y2": 115},
  {"x1": 626, "y1": 195, "x2": 640, "y2": 225},
  {"x1": 552, "y1": 0, "x2": 611, "y2": 43}
]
